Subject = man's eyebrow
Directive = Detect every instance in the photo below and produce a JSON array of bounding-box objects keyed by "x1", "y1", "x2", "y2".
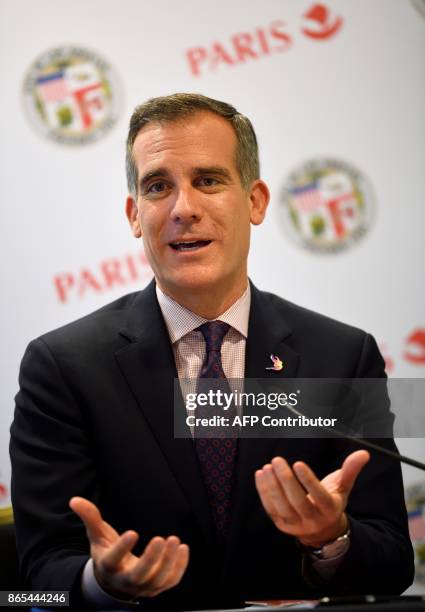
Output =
[
  {"x1": 139, "y1": 168, "x2": 171, "y2": 191},
  {"x1": 192, "y1": 166, "x2": 232, "y2": 180}
]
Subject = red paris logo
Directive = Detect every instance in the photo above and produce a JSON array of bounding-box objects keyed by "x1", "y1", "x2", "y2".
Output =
[
  {"x1": 187, "y1": 21, "x2": 292, "y2": 77},
  {"x1": 186, "y1": 3, "x2": 343, "y2": 77},
  {"x1": 404, "y1": 329, "x2": 425, "y2": 365},
  {"x1": 301, "y1": 3, "x2": 343, "y2": 40},
  {"x1": 53, "y1": 250, "x2": 152, "y2": 304}
]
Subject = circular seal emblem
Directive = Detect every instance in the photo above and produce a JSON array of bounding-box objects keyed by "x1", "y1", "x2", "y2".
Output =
[
  {"x1": 279, "y1": 158, "x2": 375, "y2": 253},
  {"x1": 411, "y1": 0, "x2": 425, "y2": 18},
  {"x1": 23, "y1": 45, "x2": 122, "y2": 145}
]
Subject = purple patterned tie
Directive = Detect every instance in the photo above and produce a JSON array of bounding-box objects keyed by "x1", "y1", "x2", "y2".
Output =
[{"x1": 194, "y1": 321, "x2": 238, "y2": 539}]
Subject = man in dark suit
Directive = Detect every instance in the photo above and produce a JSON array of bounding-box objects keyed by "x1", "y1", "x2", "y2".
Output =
[{"x1": 10, "y1": 94, "x2": 414, "y2": 610}]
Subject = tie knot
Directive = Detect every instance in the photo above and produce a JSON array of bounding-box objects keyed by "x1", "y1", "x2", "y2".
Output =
[{"x1": 197, "y1": 321, "x2": 230, "y2": 353}]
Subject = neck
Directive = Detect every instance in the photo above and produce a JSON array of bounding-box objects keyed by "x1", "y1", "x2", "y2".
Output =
[{"x1": 157, "y1": 278, "x2": 248, "y2": 319}]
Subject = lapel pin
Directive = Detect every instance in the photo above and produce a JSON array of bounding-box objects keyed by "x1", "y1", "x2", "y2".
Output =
[{"x1": 266, "y1": 354, "x2": 284, "y2": 371}]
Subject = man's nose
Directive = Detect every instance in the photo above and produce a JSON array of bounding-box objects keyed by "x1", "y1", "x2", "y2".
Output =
[{"x1": 170, "y1": 186, "x2": 203, "y2": 223}]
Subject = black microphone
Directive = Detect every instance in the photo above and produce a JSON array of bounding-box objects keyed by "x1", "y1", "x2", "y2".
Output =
[{"x1": 285, "y1": 402, "x2": 425, "y2": 472}]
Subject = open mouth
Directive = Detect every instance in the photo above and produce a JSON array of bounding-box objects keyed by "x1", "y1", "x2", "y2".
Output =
[{"x1": 169, "y1": 240, "x2": 212, "y2": 252}]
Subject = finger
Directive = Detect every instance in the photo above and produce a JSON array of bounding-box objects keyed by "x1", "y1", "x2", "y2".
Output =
[
  {"x1": 141, "y1": 537, "x2": 184, "y2": 591},
  {"x1": 69, "y1": 497, "x2": 114, "y2": 542},
  {"x1": 339, "y1": 450, "x2": 370, "y2": 494},
  {"x1": 143, "y1": 543, "x2": 190, "y2": 597},
  {"x1": 255, "y1": 467, "x2": 281, "y2": 517},
  {"x1": 100, "y1": 530, "x2": 139, "y2": 573},
  {"x1": 169, "y1": 543, "x2": 190, "y2": 587},
  {"x1": 131, "y1": 536, "x2": 178, "y2": 585},
  {"x1": 271, "y1": 457, "x2": 319, "y2": 521},
  {"x1": 292, "y1": 462, "x2": 335, "y2": 514},
  {"x1": 255, "y1": 465, "x2": 300, "y2": 525},
  {"x1": 127, "y1": 537, "x2": 167, "y2": 584}
]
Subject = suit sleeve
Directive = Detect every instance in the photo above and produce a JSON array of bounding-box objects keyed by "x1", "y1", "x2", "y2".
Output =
[
  {"x1": 309, "y1": 333, "x2": 415, "y2": 595},
  {"x1": 9, "y1": 338, "x2": 97, "y2": 610}
]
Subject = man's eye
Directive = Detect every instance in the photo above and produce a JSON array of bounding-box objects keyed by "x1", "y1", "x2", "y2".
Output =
[
  {"x1": 198, "y1": 177, "x2": 218, "y2": 187},
  {"x1": 147, "y1": 181, "x2": 167, "y2": 194}
]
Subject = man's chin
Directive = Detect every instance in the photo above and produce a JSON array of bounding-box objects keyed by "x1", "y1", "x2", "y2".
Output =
[{"x1": 160, "y1": 273, "x2": 219, "y2": 295}]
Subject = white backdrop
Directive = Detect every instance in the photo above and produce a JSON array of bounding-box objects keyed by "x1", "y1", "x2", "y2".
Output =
[{"x1": 1, "y1": 0, "x2": 424, "y2": 589}]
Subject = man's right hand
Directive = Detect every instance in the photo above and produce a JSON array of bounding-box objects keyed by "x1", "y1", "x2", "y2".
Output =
[{"x1": 69, "y1": 497, "x2": 189, "y2": 599}]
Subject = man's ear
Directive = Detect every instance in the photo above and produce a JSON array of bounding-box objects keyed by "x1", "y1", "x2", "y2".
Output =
[
  {"x1": 249, "y1": 180, "x2": 270, "y2": 226},
  {"x1": 125, "y1": 195, "x2": 142, "y2": 238}
]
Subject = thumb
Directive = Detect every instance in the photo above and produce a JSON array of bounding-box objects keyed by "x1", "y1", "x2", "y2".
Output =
[
  {"x1": 339, "y1": 450, "x2": 370, "y2": 495},
  {"x1": 69, "y1": 496, "x2": 110, "y2": 542}
]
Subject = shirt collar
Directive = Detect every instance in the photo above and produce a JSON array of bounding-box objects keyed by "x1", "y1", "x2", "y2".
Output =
[{"x1": 156, "y1": 283, "x2": 251, "y2": 344}]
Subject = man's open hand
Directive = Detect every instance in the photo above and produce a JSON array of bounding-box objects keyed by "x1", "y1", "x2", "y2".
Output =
[
  {"x1": 69, "y1": 497, "x2": 189, "y2": 599},
  {"x1": 255, "y1": 450, "x2": 370, "y2": 548}
]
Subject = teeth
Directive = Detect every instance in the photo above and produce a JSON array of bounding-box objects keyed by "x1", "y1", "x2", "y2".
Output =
[
  {"x1": 170, "y1": 240, "x2": 210, "y2": 251},
  {"x1": 177, "y1": 242, "x2": 200, "y2": 250}
]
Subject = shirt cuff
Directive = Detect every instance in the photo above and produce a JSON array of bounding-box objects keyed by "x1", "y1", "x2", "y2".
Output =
[
  {"x1": 81, "y1": 558, "x2": 140, "y2": 610},
  {"x1": 305, "y1": 537, "x2": 350, "y2": 582}
]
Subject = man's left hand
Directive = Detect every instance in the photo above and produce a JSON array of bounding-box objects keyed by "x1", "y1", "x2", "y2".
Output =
[{"x1": 255, "y1": 450, "x2": 370, "y2": 548}]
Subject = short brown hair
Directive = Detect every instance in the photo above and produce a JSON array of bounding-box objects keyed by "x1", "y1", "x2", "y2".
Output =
[{"x1": 125, "y1": 93, "x2": 260, "y2": 196}]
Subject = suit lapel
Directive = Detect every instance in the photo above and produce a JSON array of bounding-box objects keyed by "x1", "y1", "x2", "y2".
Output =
[
  {"x1": 114, "y1": 281, "x2": 215, "y2": 546},
  {"x1": 245, "y1": 286, "x2": 300, "y2": 380}
]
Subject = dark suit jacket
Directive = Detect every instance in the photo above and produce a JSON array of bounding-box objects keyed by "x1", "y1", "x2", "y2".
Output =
[{"x1": 9, "y1": 281, "x2": 414, "y2": 610}]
